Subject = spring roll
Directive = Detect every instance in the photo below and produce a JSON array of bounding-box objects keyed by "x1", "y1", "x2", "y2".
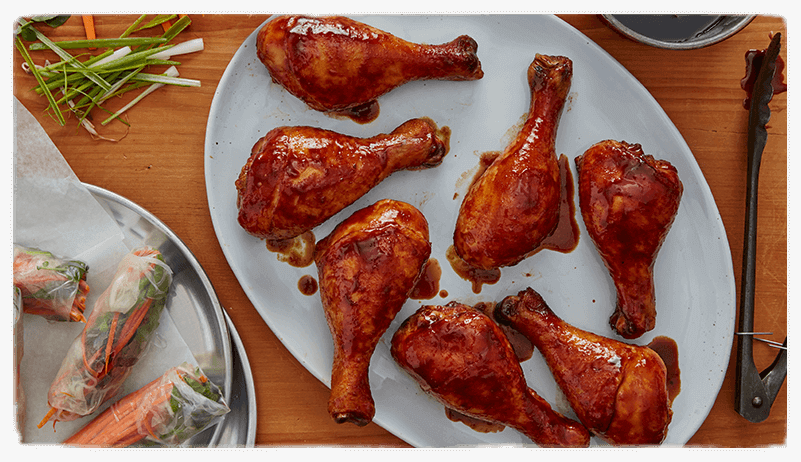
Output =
[
  {"x1": 39, "y1": 246, "x2": 173, "y2": 428},
  {"x1": 13, "y1": 245, "x2": 90, "y2": 322},
  {"x1": 65, "y1": 362, "x2": 230, "y2": 447}
]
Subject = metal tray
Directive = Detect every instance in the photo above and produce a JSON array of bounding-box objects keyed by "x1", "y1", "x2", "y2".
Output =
[
  {"x1": 218, "y1": 311, "x2": 258, "y2": 446},
  {"x1": 87, "y1": 183, "x2": 255, "y2": 447}
]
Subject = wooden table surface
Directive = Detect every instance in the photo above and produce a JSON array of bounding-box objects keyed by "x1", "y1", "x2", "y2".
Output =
[{"x1": 12, "y1": 14, "x2": 787, "y2": 447}]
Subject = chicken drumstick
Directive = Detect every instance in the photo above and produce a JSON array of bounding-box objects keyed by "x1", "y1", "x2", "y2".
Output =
[
  {"x1": 315, "y1": 199, "x2": 432, "y2": 426},
  {"x1": 453, "y1": 54, "x2": 572, "y2": 270},
  {"x1": 575, "y1": 140, "x2": 683, "y2": 338},
  {"x1": 236, "y1": 118, "x2": 449, "y2": 241},
  {"x1": 391, "y1": 302, "x2": 590, "y2": 447},
  {"x1": 257, "y1": 15, "x2": 484, "y2": 123},
  {"x1": 494, "y1": 287, "x2": 674, "y2": 445}
]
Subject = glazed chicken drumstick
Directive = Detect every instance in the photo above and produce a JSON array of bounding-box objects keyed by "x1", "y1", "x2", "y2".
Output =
[
  {"x1": 314, "y1": 199, "x2": 432, "y2": 426},
  {"x1": 575, "y1": 140, "x2": 683, "y2": 338},
  {"x1": 236, "y1": 118, "x2": 449, "y2": 241},
  {"x1": 257, "y1": 15, "x2": 484, "y2": 123},
  {"x1": 495, "y1": 287, "x2": 674, "y2": 445},
  {"x1": 391, "y1": 302, "x2": 590, "y2": 447},
  {"x1": 454, "y1": 54, "x2": 572, "y2": 270}
]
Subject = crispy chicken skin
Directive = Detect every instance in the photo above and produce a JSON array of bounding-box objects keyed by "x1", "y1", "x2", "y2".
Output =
[
  {"x1": 256, "y1": 15, "x2": 484, "y2": 122},
  {"x1": 575, "y1": 140, "x2": 683, "y2": 338},
  {"x1": 235, "y1": 118, "x2": 449, "y2": 241},
  {"x1": 453, "y1": 55, "x2": 572, "y2": 269},
  {"x1": 314, "y1": 199, "x2": 432, "y2": 426},
  {"x1": 495, "y1": 287, "x2": 673, "y2": 445},
  {"x1": 391, "y1": 302, "x2": 590, "y2": 447}
]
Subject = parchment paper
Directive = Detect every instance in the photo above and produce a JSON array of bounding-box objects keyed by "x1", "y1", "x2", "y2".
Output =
[{"x1": 13, "y1": 98, "x2": 197, "y2": 444}]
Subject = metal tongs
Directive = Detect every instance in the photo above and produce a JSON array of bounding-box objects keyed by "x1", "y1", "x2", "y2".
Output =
[{"x1": 734, "y1": 32, "x2": 787, "y2": 423}]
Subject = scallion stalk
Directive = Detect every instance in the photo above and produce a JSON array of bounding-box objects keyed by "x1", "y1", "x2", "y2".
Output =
[
  {"x1": 101, "y1": 66, "x2": 181, "y2": 125},
  {"x1": 28, "y1": 36, "x2": 167, "y2": 51},
  {"x1": 148, "y1": 38, "x2": 203, "y2": 60},
  {"x1": 15, "y1": 35, "x2": 65, "y2": 125}
]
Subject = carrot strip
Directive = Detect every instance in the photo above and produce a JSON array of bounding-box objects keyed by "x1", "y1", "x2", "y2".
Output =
[
  {"x1": 104, "y1": 313, "x2": 120, "y2": 374},
  {"x1": 37, "y1": 406, "x2": 57, "y2": 429},
  {"x1": 82, "y1": 15, "x2": 96, "y2": 49},
  {"x1": 70, "y1": 309, "x2": 87, "y2": 323},
  {"x1": 65, "y1": 380, "x2": 174, "y2": 446},
  {"x1": 112, "y1": 298, "x2": 153, "y2": 358},
  {"x1": 81, "y1": 324, "x2": 104, "y2": 377}
]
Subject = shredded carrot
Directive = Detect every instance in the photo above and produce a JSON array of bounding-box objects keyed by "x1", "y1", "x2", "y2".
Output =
[
  {"x1": 82, "y1": 15, "x2": 96, "y2": 49},
  {"x1": 112, "y1": 298, "x2": 153, "y2": 358},
  {"x1": 72, "y1": 281, "x2": 89, "y2": 322},
  {"x1": 104, "y1": 313, "x2": 120, "y2": 374},
  {"x1": 64, "y1": 379, "x2": 175, "y2": 446},
  {"x1": 70, "y1": 310, "x2": 87, "y2": 323},
  {"x1": 37, "y1": 406, "x2": 58, "y2": 429}
]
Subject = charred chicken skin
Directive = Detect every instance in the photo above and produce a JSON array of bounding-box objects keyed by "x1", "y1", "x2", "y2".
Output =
[
  {"x1": 495, "y1": 287, "x2": 674, "y2": 445},
  {"x1": 391, "y1": 302, "x2": 590, "y2": 447},
  {"x1": 236, "y1": 118, "x2": 449, "y2": 241},
  {"x1": 575, "y1": 140, "x2": 683, "y2": 338},
  {"x1": 256, "y1": 15, "x2": 484, "y2": 122},
  {"x1": 453, "y1": 55, "x2": 572, "y2": 269},
  {"x1": 314, "y1": 199, "x2": 432, "y2": 426}
]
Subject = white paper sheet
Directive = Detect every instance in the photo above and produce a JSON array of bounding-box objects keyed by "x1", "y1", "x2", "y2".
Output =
[{"x1": 13, "y1": 98, "x2": 196, "y2": 444}]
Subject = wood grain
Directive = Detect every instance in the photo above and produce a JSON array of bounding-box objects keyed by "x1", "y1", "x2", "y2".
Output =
[{"x1": 12, "y1": 14, "x2": 786, "y2": 447}]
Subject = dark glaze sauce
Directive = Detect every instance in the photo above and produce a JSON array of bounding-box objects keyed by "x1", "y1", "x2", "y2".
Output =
[
  {"x1": 297, "y1": 274, "x2": 318, "y2": 296},
  {"x1": 536, "y1": 154, "x2": 580, "y2": 254},
  {"x1": 338, "y1": 101, "x2": 380, "y2": 124},
  {"x1": 741, "y1": 34, "x2": 787, "y2": 110},
  {"x1": 410, "y1": 259, "x2": 442, "y2": 300},
  {"x1": 265, "y1": 230, "x2": 316, "y2": 268},
  {"x1": 445, "y1": 407, "x2": 505, "y2": 433},
  {"x1": 647, "y1": 335, "x2": 681, "y2": 405},
  {"x1": 445, "y1": 245, "x2": 501, "y2": 294}
]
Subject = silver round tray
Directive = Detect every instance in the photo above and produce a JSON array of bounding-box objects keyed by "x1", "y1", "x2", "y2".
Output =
[{"x1": 86, "y1": 183, "x2": 256, "y2": 447}]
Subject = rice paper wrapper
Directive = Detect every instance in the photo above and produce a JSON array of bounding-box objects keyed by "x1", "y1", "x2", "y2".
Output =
[
  {"x1": 154, "y1": 363, "x2": 230, "y2": 446},
  {"x1": 13, "y1": 245, "x2": 90, "y2": 322},
  {"x1": 64, "y1": 362, "x2": 229, "y2": 447}
]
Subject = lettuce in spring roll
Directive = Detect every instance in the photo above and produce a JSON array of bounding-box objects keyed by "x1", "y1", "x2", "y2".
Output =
[{"x1": 38, "y1": 246, "x2": 173, "y2": 428}]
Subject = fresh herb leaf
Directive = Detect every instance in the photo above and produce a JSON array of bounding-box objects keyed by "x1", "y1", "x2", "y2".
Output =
[{"x1": 16, "y1": 15, "x2": 70, "y2": 40}]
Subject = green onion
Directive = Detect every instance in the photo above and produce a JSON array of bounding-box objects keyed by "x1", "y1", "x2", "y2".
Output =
[
  {"x1": 101, "y1": 66, "x2": 184, "y2": 125},
  {"x1": 135, "y1": 14, "x2": 177, "y2": 32},
  {"x1": 149, "y1": 38, "x2": 203, "y2": 60},
  {"x1": 15, "y1": 15, "x2": 201, "y2": 140},
  {"x1": 28, "y1": 36, "x2": 167, "y2": 51},
  {"x1": 15, "y1": 35, "x2": 65, "y2": 125}
]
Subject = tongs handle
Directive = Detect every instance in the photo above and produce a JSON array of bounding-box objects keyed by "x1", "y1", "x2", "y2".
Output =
[{"x1": 734, "y1": 32, "x2": 786, "y2": 423}]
